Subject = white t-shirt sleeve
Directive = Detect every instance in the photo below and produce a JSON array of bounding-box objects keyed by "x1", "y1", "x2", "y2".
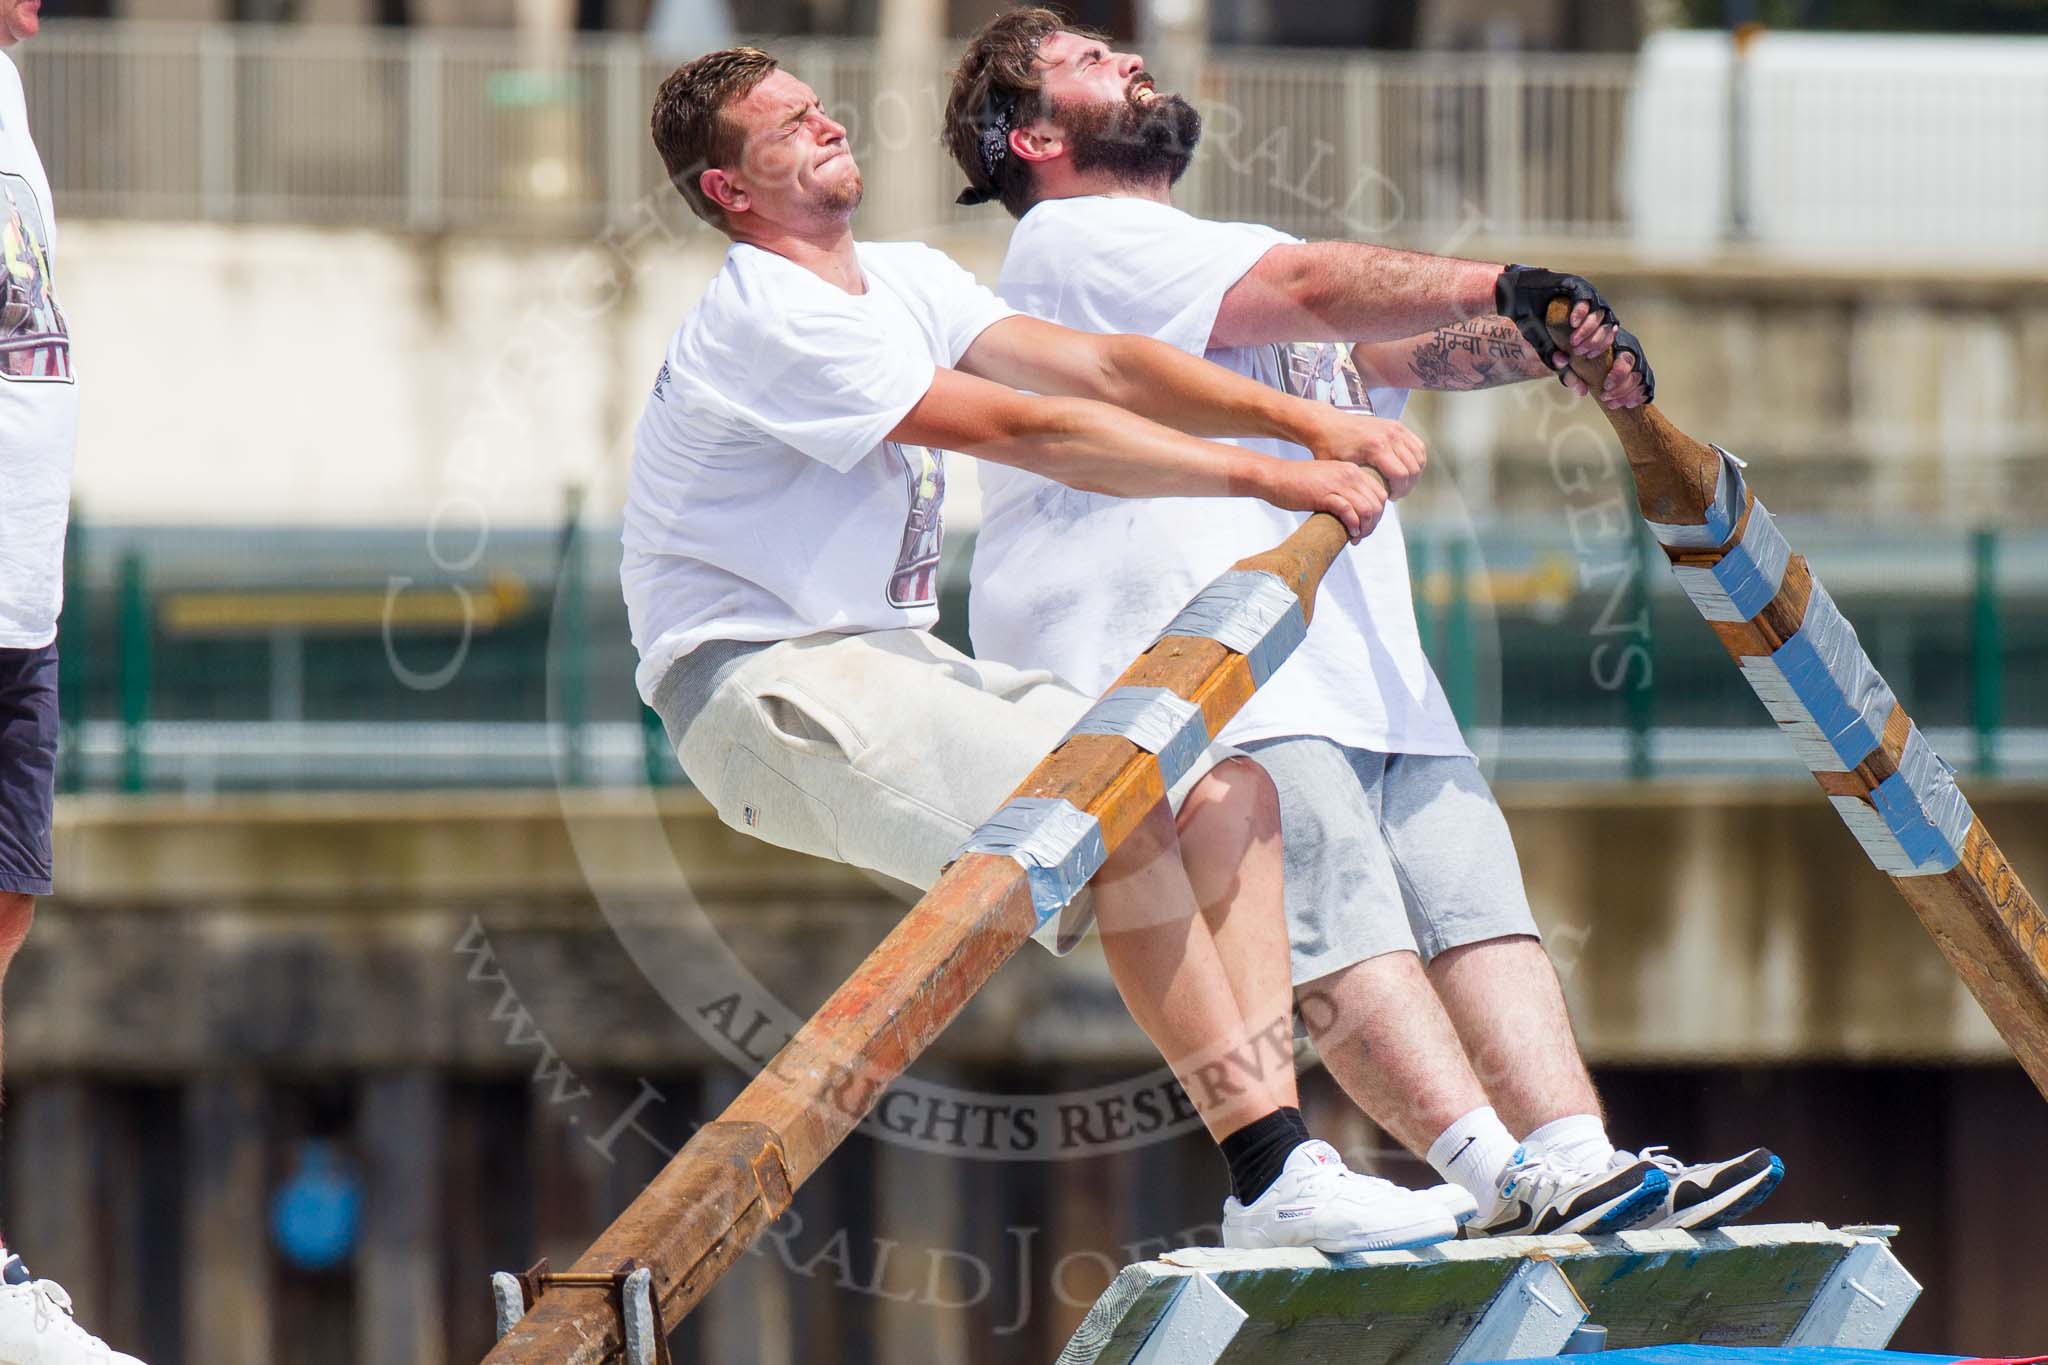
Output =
[
  {"x1": 706, "y1": 296, "x2": 936, "y2": 475},
  {"x1": 1003, "y1": 199, "x2": 1291, "y2": 356},
  {"x1": 868, "y1": 242, "x2": 1017, "y2": 365}
]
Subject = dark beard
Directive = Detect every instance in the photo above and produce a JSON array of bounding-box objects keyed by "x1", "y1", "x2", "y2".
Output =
[{"x1": 1056, "y1": 89, "x2": 1201, "y2": 189}]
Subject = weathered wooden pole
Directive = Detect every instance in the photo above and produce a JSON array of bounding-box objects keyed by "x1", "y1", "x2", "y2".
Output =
[
  {"x1": 485, "y1": 512, "x2": 1354, "y2": 1364},
  {"x1": 1544, "y1": 300, "x2": 2048, "y2": 1099}
]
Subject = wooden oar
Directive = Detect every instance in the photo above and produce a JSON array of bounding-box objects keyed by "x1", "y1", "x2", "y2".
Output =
[
  {"x1": 1544, "y1": 298, "x2": 2048, "y2": 1100},
  {"x1": 483, "y1": 511, "x2": 1353, "y2": 1363}
]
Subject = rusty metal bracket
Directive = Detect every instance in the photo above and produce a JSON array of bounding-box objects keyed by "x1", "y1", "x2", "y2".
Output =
[{"x1": 491, "y1": 1257, "x2": 672, "y2": 1365}]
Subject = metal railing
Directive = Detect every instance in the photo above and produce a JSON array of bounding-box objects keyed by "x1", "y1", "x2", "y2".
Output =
[
  {"x1": 23, "y1": 25, "x2": 656, "y2": 230},
  {"x1": 1189, "y1": 52, "x2": 1636, "y2": 242},
  {"x1": 16, "y1": 22, "x2": 1640, "y2": 244},
  {"x1": 47, "y1": 515, "x2": 2047, "y2": 795},
  {"x1": 22, "y1": 23, "x2": 2048, "y2": 255}
]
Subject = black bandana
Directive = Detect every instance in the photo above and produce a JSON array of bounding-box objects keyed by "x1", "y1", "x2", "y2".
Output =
[{"x1": 955, "y1": 100, "x2": 1014, "y2": 207}]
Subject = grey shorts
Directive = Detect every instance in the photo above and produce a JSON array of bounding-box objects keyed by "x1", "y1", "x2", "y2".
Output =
[
  {"x1": 1239, "y1": 736, "x2": 1539, "y2": 985},
  {"x1": 654, "y1": 629, "x2": 1234, "y2": 954}
]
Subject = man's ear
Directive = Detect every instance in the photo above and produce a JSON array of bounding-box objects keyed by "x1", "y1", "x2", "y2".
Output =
[
  {"x1": 1009, "y1": 121, "x2": 1063, "y2": 166},
  {"x1": 700, "y1": 167, "x2": 747, "y2": 216}
]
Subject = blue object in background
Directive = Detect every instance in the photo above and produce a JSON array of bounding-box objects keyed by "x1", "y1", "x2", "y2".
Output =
[{"x1": 270, "y1": 1139, "x2": 363, "y2": 1272}]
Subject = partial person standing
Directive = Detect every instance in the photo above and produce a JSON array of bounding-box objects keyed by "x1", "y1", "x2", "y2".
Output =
[{"x1": 0, "y1": 3, "x2": 146, "y2": 1362}]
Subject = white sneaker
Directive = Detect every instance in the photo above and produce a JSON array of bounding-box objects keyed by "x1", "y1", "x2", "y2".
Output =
[
  {"x1": 1420, "y1": 1181, "x2": 1481, "y2": 1225},
  {"x1": 1221, "y1": 1140, "x2": 1460, "y2": 1253},
  {"x1": 1467, "y1": 1145, "x2": 1669, "y2": 1237},
  {"x1": 0, "y1": 1257, "x2": 148, "y2": 1364},
  {"x1": 1624, "y1": 1145, "x2": 1784, "y2": 1231}
]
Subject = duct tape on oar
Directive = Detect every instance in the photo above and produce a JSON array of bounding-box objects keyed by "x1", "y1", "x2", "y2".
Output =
[
  {"x1": 1738, "y1": 581, "x2": 1897, "y2": 775},
  {"x1": 953, "y1": 797, "x2": 1107, "y2": 930},
  {"x1": 1645, "y1": 443, "x2": 1749, "y2": 550},
  {"x1": 1646, "y1": 449, "x2": 1973, "y2": 876},
  {"x1": 1064, "y1": 685, "x2": 1211, "y2": 792},
  {"x1": 1153, "y1": 569, "x2": 1309, "y2": 689},
  {"x1": 955, "y1": 568, "x2": 1315, "y2": 930},
  {"x1": 1837, "y1": 724, "x2": 1974, "y2": 876}
]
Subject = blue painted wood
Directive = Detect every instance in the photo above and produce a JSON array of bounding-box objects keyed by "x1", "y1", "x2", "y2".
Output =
[{"x1": 1474, "y1": 1348, "x2": 1963, "y2": 1364}]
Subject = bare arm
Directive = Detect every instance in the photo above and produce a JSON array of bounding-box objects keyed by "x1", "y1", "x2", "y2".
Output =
[
  {"x1": 890, "y1": 367, "x2": 1388, "y2": 539},
  {"x1": 1209, "y1": 242, "x2": 1501, "y2": 349},
  {"x1": 958, "y1": 314, "x2": 1425, "y2": 493},
  {"x1": 1216, "y1": 246, "x2": 1649, "y2": 406},
  {"x1": 1352, "y1": 317, "x2": 1548, "y2": 392},
  {"x1": 963, "y1": 314, "x2": 1301, "y2": 439},
  {"x1": 1351, "y1": 315, "x2": 1649, "y2": 408}
]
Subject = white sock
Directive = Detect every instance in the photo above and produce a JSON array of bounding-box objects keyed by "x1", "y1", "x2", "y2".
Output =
[
  {"x1": 1426, "y1": 1105, "x2": 1522, "y2": 1218},
  {"x1": 1523, "y1": 1113, "x2": 1616, "y2": 1173}
]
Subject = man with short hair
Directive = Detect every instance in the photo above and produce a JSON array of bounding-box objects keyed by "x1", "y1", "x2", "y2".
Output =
[
  {"x1": 944, "y1": 9, "x2": 1783, "y2": 1237},
  {"x1": 626, "y1": 46, "x2": 1470, "y2": 1252},
  {"x1": 0, "y1": 3, "x2": 148, "y2": 1362}
]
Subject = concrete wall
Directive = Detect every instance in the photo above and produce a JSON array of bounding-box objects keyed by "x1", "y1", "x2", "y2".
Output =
[
  {"x1": 11, "y1": 783, "x2": 2048, "y2": 1363},
  {"x1": 57, "y1": 218, "x2": 2048, "y2": 534},
  {"x1": 19, "y1": 780, "x2": 2041, "y2": 1070}
]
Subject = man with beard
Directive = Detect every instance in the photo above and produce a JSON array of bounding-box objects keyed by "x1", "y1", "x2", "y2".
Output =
[
  {"x1": 943, "y1": 10, "x2": 1784, "y2": 1237},
  {"x1": 629, "y1": 47, "x2": 1475, "y2": 1254}
]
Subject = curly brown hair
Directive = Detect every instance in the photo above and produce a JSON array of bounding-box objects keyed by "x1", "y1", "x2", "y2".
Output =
[
  {"x1": 651, "y1": 46, "x2": 780, "y2": 229},
  {"x1": 942, "y1": 7, "x2": 1103, "y2": 220}
]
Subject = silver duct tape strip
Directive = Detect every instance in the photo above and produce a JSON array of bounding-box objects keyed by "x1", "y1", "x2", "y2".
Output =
[
  {"x1": 1671, "y1": 497, "x2": 1793, "y2": 622},
  {"x1": 1735, "y1": 580, "x2": 1895, "y2": 773},
  {"x1": 1646, "y1": 444, "x2": 1748, "y2": 550},
  {"x1": 952, "y1": 796, "x2": 1107, "y2": 928},
  {"x1": 1827, "y1": 795, "x2": 1923, "y2": 876},
  {"x1": 1066, "y1": 686, "x2": 1211, "y2": 791},
  {"x1": 1830, "y1": 788, "x2": 1969, "y2": 875},
  {"x1": 1154, "y1": 569, "x2": 1308, "y2": 690},
  {"x1": 1856, "y1": 724, "x2": 1974, "y2": 875}
]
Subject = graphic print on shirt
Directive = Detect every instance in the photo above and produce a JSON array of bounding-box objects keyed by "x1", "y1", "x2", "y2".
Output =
[
  {"x1": 887, "y1": 443, "x2": 945, "y2": 609},
  {"x1": 0, "y1": 174, "x2": 67, "y2": 383},
  {"x1": 1274, "y1": 341, "x2": 1370, "y2": 415}
]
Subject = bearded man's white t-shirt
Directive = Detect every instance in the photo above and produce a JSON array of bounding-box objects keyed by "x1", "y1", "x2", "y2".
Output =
[
  {"x1": 0, "y1": 52, "x2": 79, "y2": 649},
  {"x1": 622, "y1": 239, "x2": 1013, "y2": 703},
  {"x1": 971, "y1": 195, "x2": 1468, "y2": 757}
]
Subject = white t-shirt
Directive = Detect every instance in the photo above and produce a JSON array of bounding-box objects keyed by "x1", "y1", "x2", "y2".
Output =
[
  {"x1": 971, "y1": 195, "x2": 1468, "y2": 756},
  {"x1": 622, "y1": 239, "x2": 1014, "y2": 703},
  {"x1": 0, "y1": 52, "x2": 78, "y2": 650}
]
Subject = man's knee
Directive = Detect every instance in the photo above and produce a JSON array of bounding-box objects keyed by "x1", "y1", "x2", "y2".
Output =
[
  {"x1": 0, "y1": 893, "x2": 34, "y2": 964},
  {"x1": 1298, "y1": 950, "x2": 1427, "y2": 1040},
  {"x1": 1104, "y1": 794, "x2": 1182, "y2": 876},
  {"x1": 1179, "y1": 755, "x2": 1281, "y2": 842},
  {"x1": 1103, "y1": 756, "x2": 1278, "y2": 882}
]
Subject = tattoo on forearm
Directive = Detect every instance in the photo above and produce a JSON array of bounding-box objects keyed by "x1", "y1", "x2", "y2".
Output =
[{"x1": 1405, "y1": 319, "x2": 1545, "y2": 390}]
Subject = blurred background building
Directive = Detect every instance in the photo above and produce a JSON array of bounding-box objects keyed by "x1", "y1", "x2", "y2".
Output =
[{"x1": 9, "y1": 1, "x2": 2048, "y2": 1362}]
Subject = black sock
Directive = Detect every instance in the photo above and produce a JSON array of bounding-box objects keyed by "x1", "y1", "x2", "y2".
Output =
[{"x1": 1220, "y1": 1107, "x2": 1312, "y2": 1205}]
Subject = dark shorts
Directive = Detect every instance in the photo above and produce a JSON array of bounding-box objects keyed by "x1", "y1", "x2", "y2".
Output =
[{"x1": 0, "y1": 643, "x2": 57, "y2": 897}]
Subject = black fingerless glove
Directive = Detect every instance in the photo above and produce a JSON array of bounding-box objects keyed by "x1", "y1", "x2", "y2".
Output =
[
  {"x1": 1611, "y1": 326, "x2": 1655, "y2": 404},
  {"x1": 1494, "y1": 264, "x2": 1616, "y2": 368}
]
